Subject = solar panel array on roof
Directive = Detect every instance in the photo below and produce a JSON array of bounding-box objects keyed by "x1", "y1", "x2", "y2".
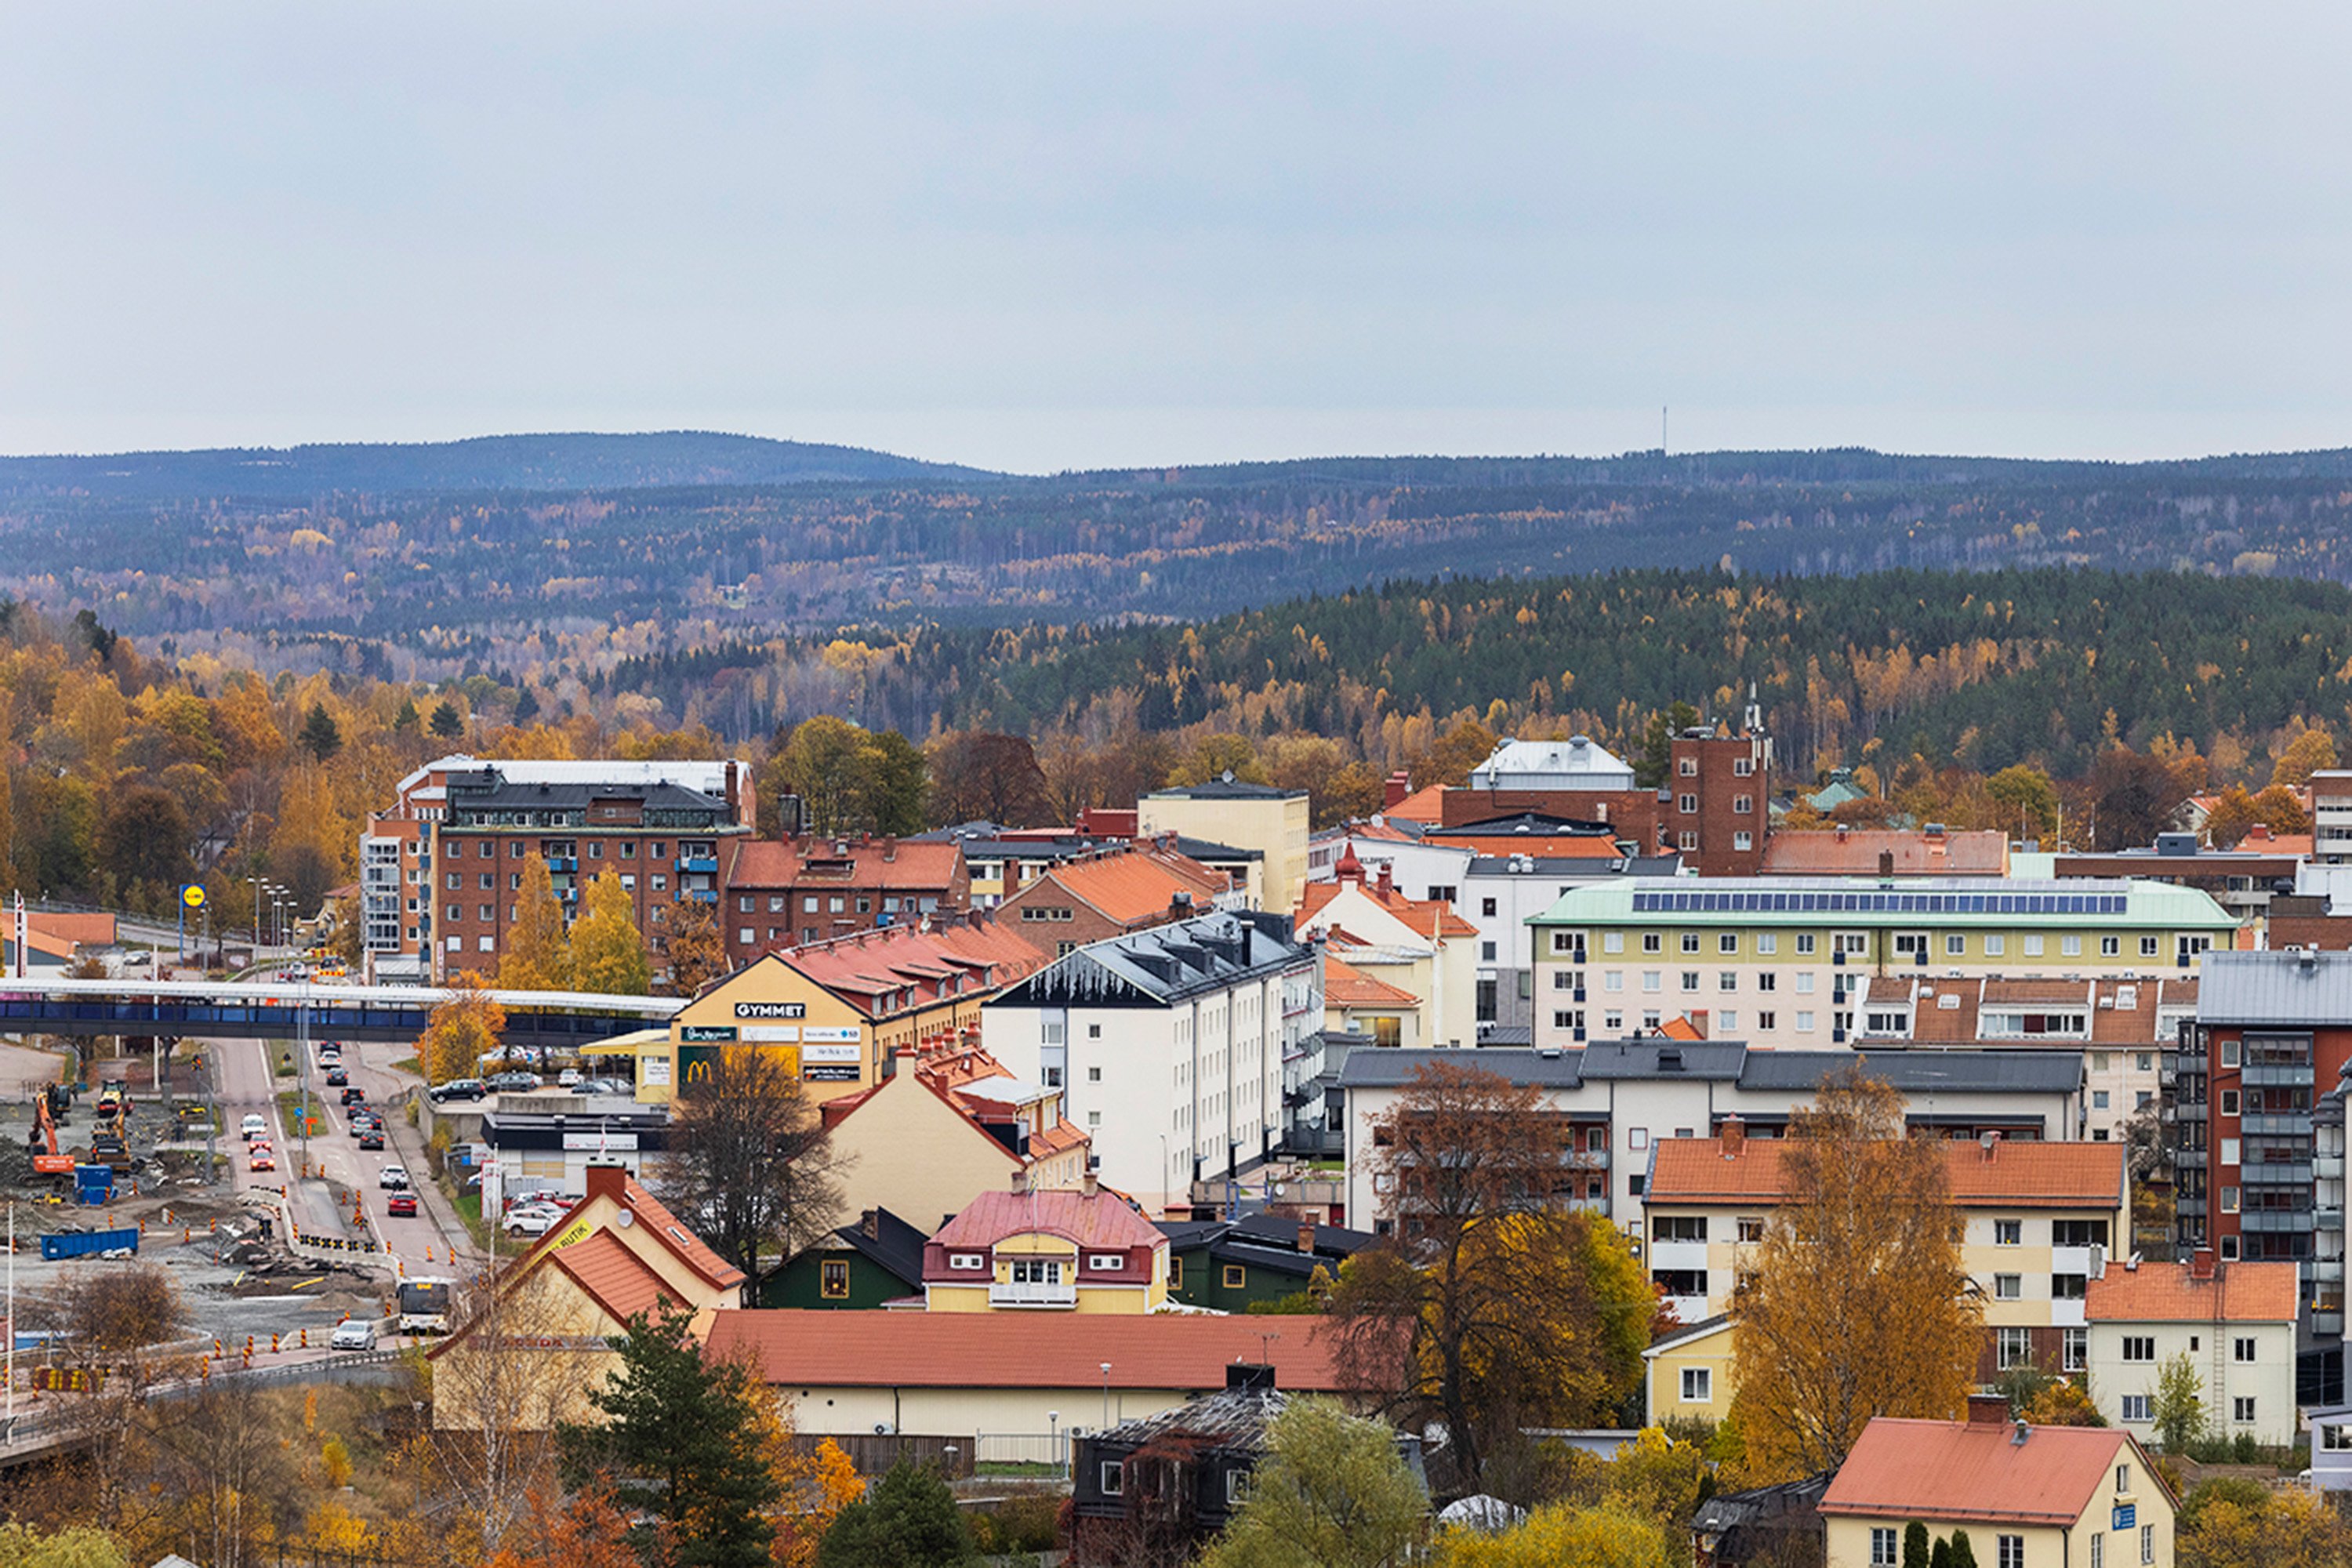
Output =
[{"x1": 1630, "y1": 889, "x2": 2125, "y2": 916}]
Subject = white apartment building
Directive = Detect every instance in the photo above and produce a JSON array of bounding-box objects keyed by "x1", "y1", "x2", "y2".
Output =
[
  {"x1": 982, "y1": 910, "x2": 1321, "y2": 1217},
  {"x1": 1531, "y1": 877, "x2": 2235, "y2": 1051},
  {"x1": 2084, "y1": 1257, "x2": 2299, "y2": 1446}
]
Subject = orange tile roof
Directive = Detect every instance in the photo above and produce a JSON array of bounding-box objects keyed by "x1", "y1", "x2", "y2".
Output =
[
  {"x1": 1441, "y1": 834, "x2": 1623, "y2": 859},
  {"x1": 1820, "y1": 1417, "x2": 2142, "y2": 1526},
  {"x1": 1025, "y1": 846, "x2": 1229, "y2": 926},
  {"x1": 1298, "y1": 872, "x2": 1477, "y2": 941},
  {"x1": 1383, "y1": 783, "x2": 1449, "y2": 826},
  {"x1": 608, "y1": 1171, "x2": 746, "y2": 1291},
  {"x1": 1323, "y1": 953, "x2": 1422, "y2": 1008},
  {"x1": 1762, "y1": 829, "x2": 2009, "y2": 876},
  {"x1": 2084, "y1": 1260, "x2": 2298, "y2": 1324},
  {"x1": 930, "y1": 1188, "x2": 1167, "y2": 1254},
  {"x1": 548, "y1": 1229, "x2": 681, "y2": 1323},
  {"x1": 724, "y1": 835, "x2": 963, "y2": 891},
  {"x1": 1658, "y1": 1015, "x2": 1706, "y2": 1041},
  {"x1": 824, "y1": 1052, "x2": 1091, "y2": 1172},
  {"x1": 703, "y1": 1308, "x2": 1369, "y2": 1392},
  {"x1": 1646, "y1": 1138, "x2": 2125, "y2": 1210},
  {"x1": 781, "y1": 917, "x2": 1049, "y2": 1018}
]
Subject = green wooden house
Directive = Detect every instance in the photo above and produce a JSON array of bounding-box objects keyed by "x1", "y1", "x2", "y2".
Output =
[
  {"x1": 1158, "y1": 1213, "x2": 1376, "y2": 1312},
  {"x1": 763, "y1": 1207, "x2": 927, "y2": 1310}
]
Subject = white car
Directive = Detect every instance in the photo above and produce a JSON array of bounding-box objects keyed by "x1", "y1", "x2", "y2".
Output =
[
  {"x1": 240, "y1": 1114, "x2": 267, "y2": 1142},
  {"x1": 378, "y1": 1166, "x2": 410, "y2": 1190},
  {"x1": 330, "y1": 1319, "x2": 376, "y2": 1351},
  {"x1": 503, "y1": 1208, "x2": 557, "y2": 1237},
  {"x1": 557, "y1": 1069, "x2": 582, "y2": 1088}
]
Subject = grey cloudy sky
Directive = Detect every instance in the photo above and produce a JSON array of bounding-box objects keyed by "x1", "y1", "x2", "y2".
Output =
[{"x1": 5, "y1": 3, "x2": 2348, "y2": 471}]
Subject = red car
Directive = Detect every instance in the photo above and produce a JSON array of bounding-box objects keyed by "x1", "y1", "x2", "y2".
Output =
[{"x1": 386, "y1": 1192, "x2": 418, "y2": 1218}]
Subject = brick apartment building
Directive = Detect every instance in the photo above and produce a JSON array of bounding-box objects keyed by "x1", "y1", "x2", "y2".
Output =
[
  {"x1": 719, "y1": 834, "x2": 968, "y2": 967},
  {"x1": 2168, "y1": 949, "x2": 2352, "y2": 1338},
  {"x1": 361, "y1": 755, "x2": 755, "y2": 986}
]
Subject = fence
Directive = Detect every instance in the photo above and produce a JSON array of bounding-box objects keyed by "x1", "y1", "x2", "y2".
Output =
[
  {"x1": 797, "y1": 1431, "x2": 977, "y2": 1478},
  {"x1": 976, "y1": 1430, "x2": 1073, "y2": 1478}
]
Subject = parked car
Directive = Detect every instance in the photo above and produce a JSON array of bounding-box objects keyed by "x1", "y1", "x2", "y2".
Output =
[
  {"x1": 503, "y1": 1209, "x2": 557, "y2": 1237},
  {"x1": 330, "y1": 1319, "x2": 376, "y2": 1351},
  {"x1": 379, "y1": 1166, "x2": 410, "y2": 1190},
  {"x1": 556, "y1": 1069, "x2": 582, "y2": 1088},
  {"x1": 428, "y1": 1079, "x2": 485, "y2": 1103},
  {"x1": 487, "y1": 1072, "x2": 539, "y2": 1093},
  {"x1": 576, "y1": 1078, "x2": 626, "y2": 1096},
  {"x1": 240, "y1": 1114, "x2": 267, "y2": 1142},
  {"x1": 385, "y1": 1192, "x2": 418, "y2": 1218},
  {"x1": 119, "y1": 951, "x2": 151, "y2": 968}
]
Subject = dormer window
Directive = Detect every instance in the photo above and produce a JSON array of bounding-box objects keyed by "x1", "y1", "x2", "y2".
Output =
[
  {"x1": 1087, "y1": 1254, "x2": 1123, "y2": 1272},
  {"x1": 949, "y1": 1253, "x2": 985, "y2": 1271}
]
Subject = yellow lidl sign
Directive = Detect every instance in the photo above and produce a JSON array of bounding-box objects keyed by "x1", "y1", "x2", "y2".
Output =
[{"x1": 180, "y1": 884, "x2": 207, "y2": 910}]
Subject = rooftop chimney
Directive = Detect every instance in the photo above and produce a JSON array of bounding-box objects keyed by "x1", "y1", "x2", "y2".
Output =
[
  {"x1": 884, "y1": 836, "x2": 898, "y2": 862},
  {"x1": 1835, "y1": 822, "x2": 1849, "y2": 841},
  {"x1": 1965, "y1": 1393, "x2": 2011, "y2": 1426},
  {"x1": 1878, "y1": 849, "x2": 1896, "y2": 877},
  {"x1": 1011, "y1": 1167, "x2": 1031, "y2": 1194},
  {"x1": 1081, "y1": 1169, "x2": 1100, "y2": 1199},
  {"x1": 1384, "y1": 771, "x2": 1414, "y2": 811},
  {"x1": 1298, "y1": 1218, "x2": 1316, "y2": 1254},
  {"x1": 1721, "y1": 1116, "x2": 1745, "y2": 1157},
  {"x1": 2190, "y1": 1247, "x2": 2216, "y2": 1281},
  {"x1": 724, "y1": 760, "x2": 742, "y2": 819},
  {"x1": 1374, "y1": 862, "x2": 1395, "y2": 897}
]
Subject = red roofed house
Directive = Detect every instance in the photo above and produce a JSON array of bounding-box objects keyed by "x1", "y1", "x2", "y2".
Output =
[
  {"x1": 702, "y1": 1307, "x2": 1375, "y2": 1441},
  {"x1": 817, "y1": 1040, "x2": 1091, "y2": 1237},
  {"x1": 1321, "y1": 950, "x2": 1425, "y2": 1047},
  {"x1": 429, "y1": 1165, "x2": 746, "y2": 1429},
  {"x1": 1297, "y1": 845, "x2": 1480, "y2": 1049},
  {"x1": 1820, "y1": 1403, "x2": 2172, "y2": 1568},
  {"x1": 2085, "y1": 1253, "x2": 2298, "y2": 1446},
  {"x1": 923, "y1": 1181, "x2": 1171, "y2": 1314},
  {"x1": 719, "y1": 833, "x2": 968, "y2": 964},
  {"x1": 993, "y1": 840, "x2": 1236, "y2": 958},
  {"x1": 1761, "y1": 825, "x2": 2009, "y2": 878},
  {"x1": 1642, "y1": 1130, "x2": 2129, "y2": 1378}
]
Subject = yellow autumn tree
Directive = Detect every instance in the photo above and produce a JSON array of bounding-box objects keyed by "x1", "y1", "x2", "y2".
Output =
[
  {"x1": 568, "y1": 869, "x2": 650, "y2": 995},
  {"x1": 419, "y1": 973, "x2": 507, "y2": 1083},
  {"x1": 495, "y1": 852, "x2": 572, "y2": 992},
  {"x1": 1729, "y1": 1070, "x2": 1980, "y2": 1481},
  {"x1": 1436, "y1": 1501, "x2": 1668, "y2": 1568}
]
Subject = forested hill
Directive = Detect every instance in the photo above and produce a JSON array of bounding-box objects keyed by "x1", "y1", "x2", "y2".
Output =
[
  {"x1": 606, "y1": 568, "x2": 2352, "y2": 779},
  {"x1": 0, "y1": 430, "x2": 990, "y2": 499}
]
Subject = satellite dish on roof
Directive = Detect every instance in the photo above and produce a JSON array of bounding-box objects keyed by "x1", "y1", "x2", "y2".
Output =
[{"x1": 1221, "y1": 769, "x2": 1236, "y2": 783}]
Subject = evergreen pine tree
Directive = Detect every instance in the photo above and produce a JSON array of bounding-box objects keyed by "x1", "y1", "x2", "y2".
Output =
[
  {"x1": 1904, "y1": 1521, "x2": 1932, "y2": 1568},
  {"x1": 393, "y1": 699, "x2": 422, "y2": 735},
  {"x1": 1929, "y1": 1539, "x2": 1951, "y2": 1568},
  {"x1": 430, "y1": 699, "x2": 463, "y2": 739},
  {"x1": 298, "y1": 702, "x2": 343, "y2": 761},
  {"x1": 559, "y1": 1304, "x2": 779, "y2": 1568},
  {"x1": 1947, "y1": 1529, "x2": 1979, "y2": 1568},
  {"x1": 818, "y1": 1461, "x2": 975, "y2": 1568}
]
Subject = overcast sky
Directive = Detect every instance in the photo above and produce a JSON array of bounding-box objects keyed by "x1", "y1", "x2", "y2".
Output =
[{"x1": 4, "y1": 4, "x2": 2348, "y2": 472}]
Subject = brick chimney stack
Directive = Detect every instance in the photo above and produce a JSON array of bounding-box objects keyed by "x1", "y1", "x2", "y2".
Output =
[
  {"x1": 1384, "y1": 771, "x2": 1413, "y2": 811},
  {"x1": 1720, "y1": 1116, "x2": 1744, "y2": 1157},
  {"x1": 1965, "y1": 1393, "x2": 2011, "y2": 1426},
  {"x1": 2190, "y1": 1247, "x2": 2216, "y2": 1280},
  {"x1": 1297, "y1": 1218, "x2": 1316, "y2": 1254}
]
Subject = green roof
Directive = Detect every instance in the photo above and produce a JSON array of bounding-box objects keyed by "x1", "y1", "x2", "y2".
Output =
[{"x1": 1531, "y1": 877, "x2": 2236, "y2": 931}]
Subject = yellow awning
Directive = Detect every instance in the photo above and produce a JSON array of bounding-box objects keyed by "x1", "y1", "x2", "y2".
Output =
[{"x1": 580, "y1": 1027, "x2": 670, "y2": 1057}]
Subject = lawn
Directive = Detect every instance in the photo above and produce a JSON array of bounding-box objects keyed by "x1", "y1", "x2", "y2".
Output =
[
  {"x1": 449, "y1": 1189, "x2": 492, "y2": 1251},
  {"x1": 275, "y1": 1087, "x2": 326, "y2": 1143},
  {"x1": 390, "y1": 1056, "x2": 421, "y2": 1078}
]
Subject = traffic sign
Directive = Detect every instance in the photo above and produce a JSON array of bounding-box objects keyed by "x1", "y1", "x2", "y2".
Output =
[{"x1": 180, "y1": 884, "x2": 207, "y2": 910}]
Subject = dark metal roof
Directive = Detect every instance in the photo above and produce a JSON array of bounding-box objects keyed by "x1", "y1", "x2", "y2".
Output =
[
  {"x1": 1427, "y1": 812, "x2": 1619, "y2": 839},
  {"x1": 825, "y1": 1207, "x2": 927, "y2": 1286},
  {"x1": 1145, "y1": 778, "x2": 1305, "y2": 801},
  {"x1": 1465, "y1": 854, "x2": 1678, "y2": 877},
  {"x1": 1737, "y1": 1049, "x2": 2083, "y2": 1094},
  {"x1": 990, "y1": 911, "x2": 1312, "y2": 1008},
  {"x1": 1093, "y1": 1387, "x2": 1289, "y2": 1448},
  {"x1": 1581, "y1": 1040, "x2": 1748, "y2": 1080},
  {"x1": 1338, "y1": 1047, "x2": 1587, "y2": 1090}
]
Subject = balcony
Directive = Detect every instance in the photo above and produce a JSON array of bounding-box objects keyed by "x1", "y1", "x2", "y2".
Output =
[
  {"x1": 2176, "y1": 1197, "x2": 2208, "y2": 1219},
  {"x1": 2322, "y1": 1208, "x2": 2347, "y2": 1233},
  {"x1": 2243, "y1": 1112, "x2": 2314, "y2": 1137},
  {"x1": 2243, "y1": 1162, "x2": 2316, "y2": 1187},
  {"x1": 1561, "y1": 1149, "x2": 1610, "y2": 1171},
  {"x1": 1649, "y1": 1240, "x2": 1709, "y2": 1272},
  {"x1": 2322, "y1": 1156, "x2": 2347, "y2": 1180},
  {"x1": 2238, "y1": 1210, "x2": 2315, "y2": 1233},
  {"x1": 682, "y1": 855, "x2": 719, "y2": 874},
  {"x1": 675, "y1": 888, "x2": 717, "y2": 904},
  {"x1": 546, "y1": 856, "x2": 577, "y2": 873},
  {"x1": 2050, "y1": 1298, "x2": 2086, "y2": 1329},
  {"x1": 1663, "y1": 1293, "x2": 1710, "y2": 1325},
  {"x1": 2316, "y1": 1258, "x2": 2347, "y2": 1285},
  {"x1": 989, "y1": 1281, "x2": 1077, "y2": 1308},
  {"x1": 2244, "y1": 1062, "x2": 2316, "y2": 1087}
]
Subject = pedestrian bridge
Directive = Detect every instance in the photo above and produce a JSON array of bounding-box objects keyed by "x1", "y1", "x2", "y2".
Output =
[{"x1": 0, "y1": 978, "x2": 679, "y2": 1053}]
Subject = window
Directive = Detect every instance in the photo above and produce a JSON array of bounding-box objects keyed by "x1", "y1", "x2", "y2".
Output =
[
  {"x1": 1757, "y1": 971, "x2": 1777, "y2": 991},
  {"x1": 2025, "y1": 934, "x2": 2045, "y2": 956},
  {"x1": 1682, "y1": 1367, "x2": 1713, "y2": 1403},
  {"x1": 1629, "y1": 1128, "x2": 1649, "y2": 1150},
  {"x1": 2234, "y1": 1396, "x2": 2256, "y2": 1422},
  {"x1": 738, "y1": 927, "x2": 753, "y2": 945},
  {"x1": 1795, "y1": 1011, "x2": 1816, "y2": 1033},
  {"x1": 2063, "y1": 1327, "x2": 2087, "y2": 1371},
  {"x1": 2063, "y1": 935, "x2": 2083, "y2": 956},
  {"x1": 2121, "y1": 1335, "x2": 2155, "y2": 1363},
  {"x1": 1604, "y1": 971, "x2": 1624, "y2": 992},
  {"x1": 2220, "y1": 1185, "x2": 2239, "y2": 1213},
  {"x1": 1995, "y1": 1219, "x2": 2022, "y2": 1246},
  {"x1": 620, "y1": 841, "x2": 635, "y2": 858},
  {"x1": 2102, "y1": 935, "x2": 2121, "y2": 956},
  {"x1": 1603, "y1": 931, "x2": 1624, "y2": 953},
  {"x1": 1986, "y1": 934, "x2": 2005, "y2": 955},
  {"x1": 2220, "y1": 1235, "x2": 2240, "y2": 1260},
  {"x1": 1737, "y1": 1217, "x2": 1764, "y2": 1243},
  {"x1": 820, "y1": 1260, "x2": 849, "y2": 1298},
  {"x1": 2323, "y1": 1423, "x2": 2352, "y2": 1451},
  {"x1": 2140, "y1": 1524, "x2": 2154, "y2": 1564},
  {"x1": 1604, "y1": 1011, "x2": 1624, "y2": 1031},
  {"x1": 1679, "y1": 757, "x2": 1697, "y2": 777},
  {"x1": 2055, "y1": 1272, "x2": 2086, "y2": 1301},
  {"x1": 1642, "y1": 932, "x2": 1663, "y2": 953},
  {"x1": 1099, "y1": 1462, "x2": 1123, "y2": 1496},
  {"x1": 2090, "y1": 1534, "x2": 2103, "y2": 1568},
  {"x1": 1482, "y1": 897, "x2": 1497, "y2": 917},
  {"x1": 1642, "y1": 971, "x2": 1661, "y2": 993},
  {"x1": 1719, "y1": 971, "x2": 1738, "y2": 991},
  {"x1": 1680, "y1": 829, "x2": 1700, "y2": 851},
  {"x1": 1222, "y1": 1265, "x2": 1247, "y2": 1290},
  {"x1": 1757, "y1": 1011, "x2": 1776, "y2": 1031},
  {"x1": 1682, "y1": 932, "x2": 1702, "y2": 954},
  {"x1": 1682, "y1": 972, "x2": 1700, "y2": 993},
  {"x1": 1997, "y1": 1327, "x2": 2031, "y2": 1368},
  {"x1": 2093, "y1": 1091, "x2": 2110, "y2": 1109},
  {"x1": 949, "y1": 1253, "x2": 985, "y2": 1271},
  {"x1": 1734, "y1": 794, "x2": 1754, "y2": 815},
  {"x1": 1717, "y1": 933, "x2": 1739, "y2": 954},
  {"x1": 1869, "y1": 1527, "x2": 1898, "y2": 1566},
  {"x1": 2230, "y1": 1334, "x2": 2258, "y2": 1363},
  {"x1": 1719, "y1": 1010, "x2": 1738, "y2": 1031},
  {"x1": 1795, "y1": 971, "x2": 1814, "y2": 993},
  {"x1": 1655, "y1": 1217, "x2": 1707, "y2": 1242},
  {"x1": 1759, "y1": 933, "x2": 1780, "y2": 954},
  {"x1": 2121, "y1": 1394, "x2": 2151, "y2": 1421},
  {"x1": 1225, "y1": 1468, "x2": 1253, "y2": 1505},
  {"x1": 1947, "y1": 934, "x2": 1966, "y2": 956},
  {"x1": 1678, "y1": 793, "x2": 1697, "y2": 814},
  {"x1": 1167, "y1": 1256, "x2": 1182, "y2": 1288},
  {"x1": 1994, "y1": 1273, "x2": 2022, "y2": 1300},
  {"x1": 1088, "y1": 1254, "x2": 1122, "y2": 1272},
  {"x1": 2220, "y1": 1090, "x2": 2239, "y2": 1116},
  {"x1": 2053, "y1": 1218, "x2": 2110, "y2": 1249},
  {"x1": 1998, "y1": 1538, "x2": 2024, "y2": 1568},
  {"x1": 2141, "y1": 935, "x2": 2161, "y2": 957}
]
